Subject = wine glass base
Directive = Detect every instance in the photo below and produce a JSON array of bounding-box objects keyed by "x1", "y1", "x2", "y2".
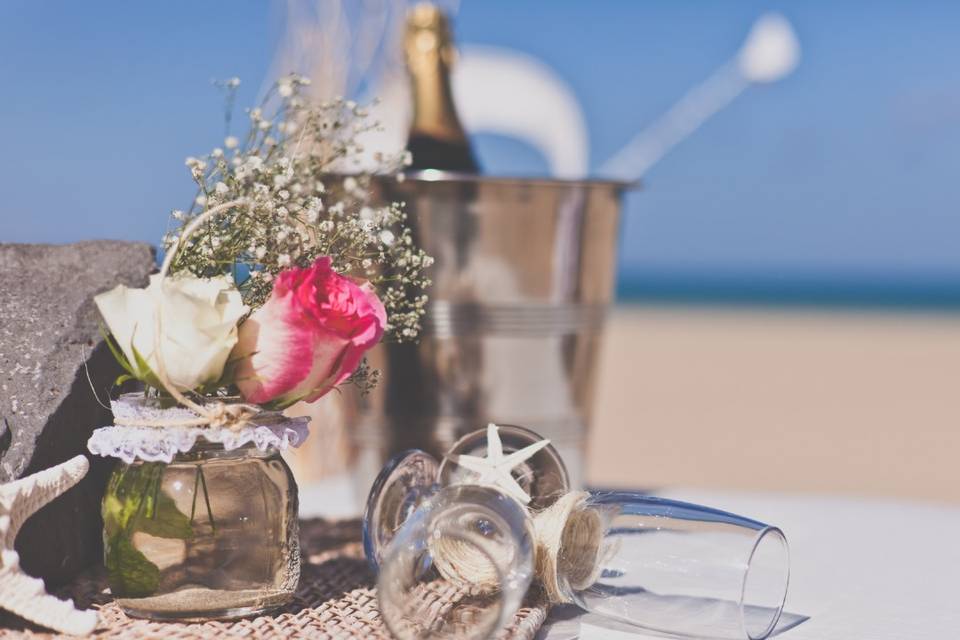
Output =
[{"x1": 362, "y1": 449, "x2": 440, "y2": 570}]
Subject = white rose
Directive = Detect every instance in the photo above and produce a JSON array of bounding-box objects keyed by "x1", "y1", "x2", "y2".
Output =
[{"x1": 95, "y1": 274, "x2": 249, "y2": 392}]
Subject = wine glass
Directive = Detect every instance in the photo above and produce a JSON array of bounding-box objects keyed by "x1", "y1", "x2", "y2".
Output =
[
  {"x1": 363, "y1": 424, "x2": 569, "y2": 569},
  {"x1": 363, "y1": 449, "x2": 440, "y2": 571},
  {"x1": 437, "y1": 423, "x2": 570, "y2": 510},
  {"x1": 549, "y1": 492, "x2": 790, "y2": 640},
  {"x1": 376, "y1": 484, "x2": 535, "y2": 640}
]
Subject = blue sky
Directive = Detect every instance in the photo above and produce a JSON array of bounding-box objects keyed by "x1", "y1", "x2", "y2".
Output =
[{"x1": 1, "y1": 1, "x2": 958, "y2": 302}]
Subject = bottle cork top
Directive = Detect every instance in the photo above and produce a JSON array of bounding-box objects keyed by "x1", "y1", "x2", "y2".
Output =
[{"x1": 405, "y1": 3, "x2": 454, "y2": 65}]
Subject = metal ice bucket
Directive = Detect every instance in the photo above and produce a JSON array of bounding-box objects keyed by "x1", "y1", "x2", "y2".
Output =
[{"x1": 352, "y1": 171, "x2": 631, "y2": 491}]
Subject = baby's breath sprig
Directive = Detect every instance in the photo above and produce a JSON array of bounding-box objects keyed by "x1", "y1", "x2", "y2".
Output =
[
  {"x1": 345, "y1": 359, "x2": 381, "y2": 397},
  {"x1": 164, "y1": 74, "x2": 430, "y2": 347}
]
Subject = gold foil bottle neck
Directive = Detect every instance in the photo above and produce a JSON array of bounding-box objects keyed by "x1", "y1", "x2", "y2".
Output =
[{"x1": 405, "y1": 3, "x2": 463, "y2": 141}]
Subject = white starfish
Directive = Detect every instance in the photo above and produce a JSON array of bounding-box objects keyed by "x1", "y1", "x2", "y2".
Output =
[
  {"x1": 0, "y1": 455, "x2": 98, "y2": 636},
  {"x1": 446, "y1": 423, "x2": 551, "y2": 504}
]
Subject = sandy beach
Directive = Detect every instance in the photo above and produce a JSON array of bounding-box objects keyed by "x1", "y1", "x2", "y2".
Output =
[{"x1": 588, "y1": 305, "x2": 960, "y2": 503}]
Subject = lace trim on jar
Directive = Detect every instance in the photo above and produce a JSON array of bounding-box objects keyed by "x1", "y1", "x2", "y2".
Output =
[{"x1": 87, "y1": 393, "x2": 310, "y2": 464}]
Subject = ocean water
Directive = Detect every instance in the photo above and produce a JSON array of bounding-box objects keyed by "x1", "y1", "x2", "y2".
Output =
[{"x1": 615, "y1": 272, "x2": 960, "y2": 311}]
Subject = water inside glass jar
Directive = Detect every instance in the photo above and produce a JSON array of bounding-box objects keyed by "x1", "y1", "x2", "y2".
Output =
[{"x1": 102, "y1": 440, "x2": 300, "y2": 620}]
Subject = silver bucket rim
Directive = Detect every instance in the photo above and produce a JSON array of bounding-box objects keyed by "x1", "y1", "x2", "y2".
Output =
[{"x1": 393, "y1": 169, "x2": 640, "y2": 192}]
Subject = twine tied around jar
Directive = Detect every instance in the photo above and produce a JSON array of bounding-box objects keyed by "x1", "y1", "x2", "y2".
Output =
[
  {"x1": 430, "y1": 490, "x2": 606, "y2": 604},
  {"x1": 111, "y1": 198, "x2": 261, "y2": 431}
]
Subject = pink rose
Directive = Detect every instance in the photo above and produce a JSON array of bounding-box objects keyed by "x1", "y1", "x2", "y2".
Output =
[{"x1": 232, "y1": 257, "x2": 387, "y2": 406}]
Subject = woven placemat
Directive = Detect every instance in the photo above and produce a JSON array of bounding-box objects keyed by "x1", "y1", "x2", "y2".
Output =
[{"x1": 0, "y1": 518, "x2": 549, "y2": 639}]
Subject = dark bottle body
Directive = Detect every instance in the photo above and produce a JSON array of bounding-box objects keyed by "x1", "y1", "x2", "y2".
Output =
[{"x1": 406, "y1": 133, "x2": 478, "y2": 173}]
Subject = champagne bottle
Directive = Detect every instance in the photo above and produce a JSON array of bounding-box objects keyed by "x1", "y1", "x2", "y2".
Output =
[{"x1": 404, "y1": 3, "x2": 480, "y2": 173}]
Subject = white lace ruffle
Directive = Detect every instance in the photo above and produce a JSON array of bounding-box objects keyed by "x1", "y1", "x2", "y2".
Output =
[{"x1": 87, "y1": 394, "x2": 311, "y2": 464}]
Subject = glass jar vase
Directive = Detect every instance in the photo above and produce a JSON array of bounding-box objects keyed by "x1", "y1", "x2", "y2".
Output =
[
  {"x1": 102, "y1": 441, "x2": 300, "y2": 620},
  {"x1": 88, "y1": 393, "x2": 310, "y2": 621}
]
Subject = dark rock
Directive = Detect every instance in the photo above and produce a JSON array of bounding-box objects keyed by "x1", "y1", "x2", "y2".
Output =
[{"x1": 0, "y1": 241, "x2": 155, "y2": 585}]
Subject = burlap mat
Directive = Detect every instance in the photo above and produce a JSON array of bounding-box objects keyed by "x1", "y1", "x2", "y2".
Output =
[{"x1": 0, "y1": 518, "x2": 549, "y2": 639}]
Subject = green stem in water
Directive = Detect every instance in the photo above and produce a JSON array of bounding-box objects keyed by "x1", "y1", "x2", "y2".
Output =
[
  {"x1": 198, "y1": 465, "x2": 217, "y2": 534},
  {"x1": 190, "y1": 464, "x2": 201, "y2": 523},
  {"x1": 150, "y1": 466, "x2": 161, "y2": 519}
]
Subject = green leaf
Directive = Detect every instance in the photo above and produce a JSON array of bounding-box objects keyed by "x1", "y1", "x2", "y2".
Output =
[
  {"x1": 99, "y1": 324, "x2": 136, "y2": 377},
  {"x1": 102, "y1": 463, "x2": 193, "y2": 598},
  {"x1": 104, "y1": 463, "x2": 194, "y2": 540},
  {"x1": 136, "y1": 491, "x2": 194, "y2": 540},
  {"x1": 105, "y1": 534, "x2": 161, "y2": 598},
  {"x1": 102, "y1": 493, "x2": 129, "y2": 539},
  {"x1": 99, "y1": 324, "x2": 171, "y2": 393},
  {"x1": 129, "y1": 342, "x2": 165, "y2": 390},
  {"x1": 101, "y1": 462, "x2": 157, "y2": 534},
  {"x1": 114, "y1": 373, "x2": 136, "y2": 387}
]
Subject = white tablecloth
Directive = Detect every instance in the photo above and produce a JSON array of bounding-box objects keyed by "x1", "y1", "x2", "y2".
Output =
[{"x1": 300, "y1": 479, "x2": 960, "y2": 640}]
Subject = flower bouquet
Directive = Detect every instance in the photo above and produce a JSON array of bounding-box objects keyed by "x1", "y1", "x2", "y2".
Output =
[{"x1": 86, "y1": 75, "x2": 430, "y2": 620}]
